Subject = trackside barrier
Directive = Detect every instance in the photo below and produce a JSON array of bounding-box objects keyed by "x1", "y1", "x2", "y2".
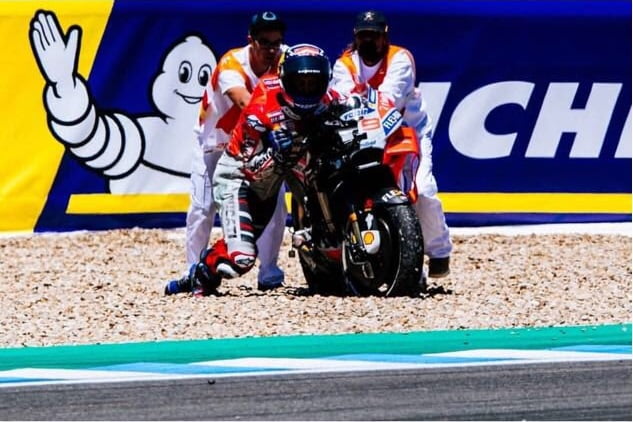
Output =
[{"x1": 0, "y1": 0, "x2": 630, "y2": 232}]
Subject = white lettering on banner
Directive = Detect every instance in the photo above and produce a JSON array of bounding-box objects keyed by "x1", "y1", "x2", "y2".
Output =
[
  {"x1": 449, "y1": 81, "x2": 534, "y2": 159},
  {"x1": 418, "y1": 82, "x2": 451, "y2": 129},
  {"x1": 615, "y1": 107, "x2": 631, "y2": 158},
  {"x1": 527, "y1": 83, "x2": 621, "y2": 158},
  {"x1": 418, "y1": 81, "x2": 630, "y2": 159}
]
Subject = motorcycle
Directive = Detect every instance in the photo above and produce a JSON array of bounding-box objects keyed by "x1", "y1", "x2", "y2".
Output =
[{"x1": 284, "y1": 89, "x2": 424, "y2": 297}]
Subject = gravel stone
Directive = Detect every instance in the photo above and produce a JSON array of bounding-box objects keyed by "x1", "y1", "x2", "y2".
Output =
[{"x1": 0, "y1": 228, "x2": 630, "y2": 347}]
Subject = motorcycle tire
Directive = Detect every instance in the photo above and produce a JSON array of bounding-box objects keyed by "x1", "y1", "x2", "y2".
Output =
[{"x1": 344, "y1": 203, "x2": 423, "y2": 297}]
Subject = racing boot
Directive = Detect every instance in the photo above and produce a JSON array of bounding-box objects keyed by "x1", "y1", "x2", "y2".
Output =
[
  {"x1": 192, "y1": 239, "x2": 247, "y2": 296},
  {"x1": 190, "y1": 261, "x2": 222, "y2": 297}
]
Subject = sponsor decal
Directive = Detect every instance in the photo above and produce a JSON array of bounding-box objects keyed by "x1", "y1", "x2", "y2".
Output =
[
  {"x1": 224, "y1": 194, "x2": 237, "y2": 237},
  {"x1": 381, "y1": 189, "x2": 406, "y2": 202},
  {"x1": 367, "y1": 87, "x2": 377, "y2": 107},
  {"x1": 268, "y1": 110, "x2": 285, "y2": 123},
  {"x1": 246, "y1": 147, "x2": 275, "y2": 174},
  {"x1": 381, "y1": 109, "x2": 402, "y2": 136},
  {"x1": 246, "y1": 114, "x2": 266, "y2": 132},
  {"x1": 233, "y1": 254, "x2": 255, "y2": 269},
  {"x1": 359, "y1": 139, "x2": 377, "y2": 148},
  {"x1": 340, "y1": 107, "x2": 369, "y2": 121},
  {"x1": 289, "y1": 44, "x2": 323, "y2": 56},
  {"x1": 297, "y1": 69, "x2": 322, "y2": 74},
  {"x1": 263, "y1": 78, "x2": 280, "y2": 88}
]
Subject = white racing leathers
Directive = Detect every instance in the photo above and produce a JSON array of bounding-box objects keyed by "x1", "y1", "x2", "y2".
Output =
[
  {"x1": 187, "y1": 147, "x2": 286, "y2": 281},
  {"x1": 331, "y1": 46, "x2": 452, "y2": 259},
  {"x1": 188, "y1": 45, "x2": 286, "y2": 284},
  {"x1": 211, "y1": 151, "x2": 288, "y2": 273}
]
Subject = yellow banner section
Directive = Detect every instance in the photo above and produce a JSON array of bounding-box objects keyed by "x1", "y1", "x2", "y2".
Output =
[
  {"x1": 0, "y1": 0, "x2": 111, "y2": 14},
  {"x1": 67, "y1": 193, "x2": 191, "y2": 214},
  {"x1": 0, "y1": 0, "x2": 113, "y2": 231},
  {"x1": 438, "y1": 193, "x2": 632, "y2": 214},
  {"x1": 66, "y1": 192, "x2": 632, "y2": 215}
]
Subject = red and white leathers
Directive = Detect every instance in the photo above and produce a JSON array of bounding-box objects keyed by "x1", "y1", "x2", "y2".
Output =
[
  {"x1": 187, "y1": 45, "x2": 287, "y2": 286},
  {"x1": 331, "y1": 45, "x2": 453, "y2": 260},
  {"x1": 203, "y1": 75, "x2": 339, "y2": 278}
]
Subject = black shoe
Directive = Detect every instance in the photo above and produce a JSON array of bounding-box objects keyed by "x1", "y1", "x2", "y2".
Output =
[{"x1": 428, "y1": 257, "x2": 450, "y2": 278}]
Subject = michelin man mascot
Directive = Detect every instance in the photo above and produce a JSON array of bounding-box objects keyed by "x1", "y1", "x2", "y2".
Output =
[{"x1": 29, "y1": 10, "x2": 217, "y2": 193}]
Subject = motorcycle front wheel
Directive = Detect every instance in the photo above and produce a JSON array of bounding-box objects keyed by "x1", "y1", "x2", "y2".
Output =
[{"x1": 344, "y1": 204, "x2": 423, "y2": 297}]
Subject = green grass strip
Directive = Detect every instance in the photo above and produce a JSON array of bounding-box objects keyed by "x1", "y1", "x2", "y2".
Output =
[{"x1": 0, "y1": 324, "x2": 629, "y2": 371}]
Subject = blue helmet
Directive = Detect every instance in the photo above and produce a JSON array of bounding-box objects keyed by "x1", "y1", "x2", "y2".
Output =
[{"x1": 279, "y1": 44, "x2": 331, "y2": 115}]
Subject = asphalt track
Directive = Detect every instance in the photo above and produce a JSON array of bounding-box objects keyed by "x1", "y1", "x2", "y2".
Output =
[
  {"x1": 0, "y1": 360, "x2": 630, "y2": 420},
  {"x1": 0, "y1": 324, "x2": 631, "y2": 420}
]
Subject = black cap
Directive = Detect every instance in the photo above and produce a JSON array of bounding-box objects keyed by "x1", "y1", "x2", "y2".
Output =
[
  {"x1": 353, "y1": 10, "x2": 388, "y2": 34},
  {"x1": 249, "y1": 11, "x2": 286, "y2": 36}
]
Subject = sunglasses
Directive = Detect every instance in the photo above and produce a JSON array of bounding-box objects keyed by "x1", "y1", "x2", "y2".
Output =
[
  {"x1": 255, "y1": 37, "x2": 283, "y2": 49},
  {"x1": 354, "y1": 31, "x2": 382, "y2": 40}
]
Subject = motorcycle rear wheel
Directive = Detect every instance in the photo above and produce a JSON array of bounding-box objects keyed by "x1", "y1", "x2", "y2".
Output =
[{"x1": 344, "y1": 204, "x2": 423, "y2": 297}]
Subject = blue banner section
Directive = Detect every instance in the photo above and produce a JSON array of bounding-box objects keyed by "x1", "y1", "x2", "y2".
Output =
[
  {"x1": 451, "y1": 213, "x2": 631, "y2": 228},
  {"x1": 34, "y1": 0, "x2": 631, "y2": 231}
]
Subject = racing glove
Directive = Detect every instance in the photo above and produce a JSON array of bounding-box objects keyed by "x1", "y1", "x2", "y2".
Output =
[
  {"x1": 267, "y1": 128, "x2": 297, "y2": 166},
  {"x1": 267, "y1": 128, "x2": 293, "y2": 153}
]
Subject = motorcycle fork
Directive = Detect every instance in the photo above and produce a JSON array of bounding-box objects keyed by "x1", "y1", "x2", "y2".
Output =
[{"x1": 316, "y1": 191, "x2": 336, "y2": 233}]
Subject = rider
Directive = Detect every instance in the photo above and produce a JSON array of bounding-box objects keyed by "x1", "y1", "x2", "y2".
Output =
[
  {"x1": 330, "y1": 10, "x2": 453, "y2": 278},
  {"x1": 165, "y1": 11, "x2": 288, "y2": 295},
  {"x1": 185, "y1": 43, "x2": 339, "y2": 296}
]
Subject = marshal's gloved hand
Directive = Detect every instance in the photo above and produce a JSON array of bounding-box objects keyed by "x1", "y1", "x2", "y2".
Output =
[{"x1": 344, "y1": 93, "x2": 365, "y2": 111}]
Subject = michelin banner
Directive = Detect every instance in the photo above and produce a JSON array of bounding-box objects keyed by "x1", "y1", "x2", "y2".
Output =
[{"x1": 0, "y1": 0, "x2": 630, "y2": 233}]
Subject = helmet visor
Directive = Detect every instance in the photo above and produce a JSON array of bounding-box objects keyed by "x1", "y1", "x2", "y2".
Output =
[{"x1": 285, "y1": 73, "x2": 328, "y2": 100}]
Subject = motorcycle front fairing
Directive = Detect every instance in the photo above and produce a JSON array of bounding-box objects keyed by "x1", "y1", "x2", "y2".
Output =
[
  {"x1": 287, "y1": 89, "x2": 424, "y2": 295},
  {"x1": 323, "y1": 94, "x2": 415, "y2": 222}
]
